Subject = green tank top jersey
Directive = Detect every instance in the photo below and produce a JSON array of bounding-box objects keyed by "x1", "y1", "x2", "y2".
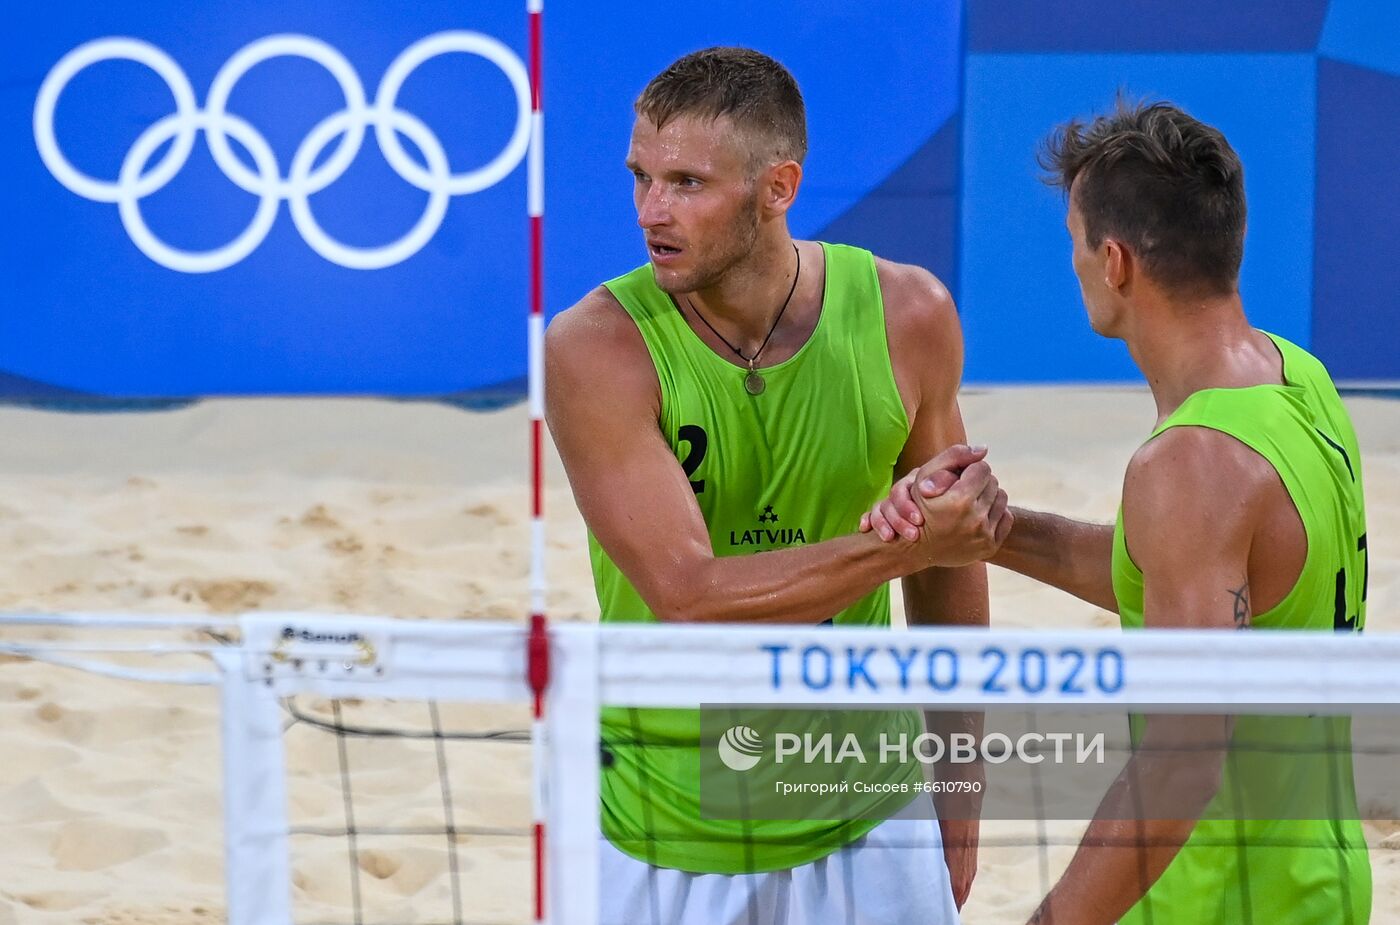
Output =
[
  {"x1": 1112, "y1": 332, "x2": 1372, "y2": 923},
  {"x1": 592, "y1": 243, "x2": 923, "y2": 874}
]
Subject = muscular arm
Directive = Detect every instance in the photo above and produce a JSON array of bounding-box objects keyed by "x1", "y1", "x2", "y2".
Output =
[
  {"x1": 545, "y1": 288, "x2": 1001, "y2": 625},
  {"x1": 1027, "y1": 427, "x2": 1266, "y2": 924},
  {"x1": 992, "y1": 510, "x2": 1117, "y2": 612},
  {"x1": 878, "y1": 258, "x2": 992, "y2": 633},
  {"x1": 879, "y1": 259, "x2": 992, "y2": 910}
]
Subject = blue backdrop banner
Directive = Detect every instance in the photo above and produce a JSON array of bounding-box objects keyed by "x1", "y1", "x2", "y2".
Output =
[
  {"x1": 2, "y1": 1, "x2": 1395, "y2": 396},
  {"x1": 3, "y1": 0, "x2": 960, "y2": 397}
]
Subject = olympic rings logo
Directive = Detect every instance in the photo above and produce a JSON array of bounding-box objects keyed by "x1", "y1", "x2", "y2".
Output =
[{"x1": 34, "y1": 33, "x2": 531, "y2": 273}]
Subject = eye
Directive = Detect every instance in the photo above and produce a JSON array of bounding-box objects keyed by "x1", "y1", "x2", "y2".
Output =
[
  {"x1": 632, "y1": 169, "x2": 650, "y2": 183},
  {"x1": 679, "y1": 176, "x2": 702, "y2": 189}
]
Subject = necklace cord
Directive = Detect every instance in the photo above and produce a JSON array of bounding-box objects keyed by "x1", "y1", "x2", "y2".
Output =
[{"x1": 684, "y1": 242, "x2": 801, "y2": 372}]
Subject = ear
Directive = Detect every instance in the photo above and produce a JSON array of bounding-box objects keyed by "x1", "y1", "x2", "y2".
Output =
[
  {"x1": 1102, "y1": 238, "x2": 1132, "y2": 291},
  {"x1": 761, "y1": 160, "x2": 803, "y2": 217}
]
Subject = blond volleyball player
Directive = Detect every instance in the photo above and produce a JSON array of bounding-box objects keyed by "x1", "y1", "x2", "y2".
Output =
[
  {"x1": 547, "y1": 47, "x2": 1010, "y2": 925},
  {"x1": 863, "y1": 99, "x2": 1371, "y2": 924}
]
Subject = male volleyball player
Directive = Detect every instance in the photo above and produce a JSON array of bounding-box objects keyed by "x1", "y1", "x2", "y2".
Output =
[
  {"x1": 862, "y1": 99, "x2": 1372, "y2": 923},
  {"x1": 546, "y1": 47, "x2": 1010, "y2": 925}
]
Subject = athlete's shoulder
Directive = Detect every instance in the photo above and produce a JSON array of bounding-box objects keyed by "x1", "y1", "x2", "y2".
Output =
[
  {"x1": 1122, "y1": 425, "x2": 1275, "y2": 581},
  {"x1": 1126, "y1": 425, "x2": 1275, "y2": 520},
  {"x1": 546, "y1": 286, "x2": 654, "y2": 389},
  {"x1": 872, "y1": 256, "x2": 957, "y2": 330},
  {"x1": 545, "y1": 286, "x2": 662, "y2": 426},
  {"x1": 870, "y1": 257, "x2": 963, "y2": 399},
  {"x1": 554, "y1": 285, "x2": 641, "y2": 342},
  {"x1": 1133, "y1": 422, "x2": 1259, "y2": 470}
]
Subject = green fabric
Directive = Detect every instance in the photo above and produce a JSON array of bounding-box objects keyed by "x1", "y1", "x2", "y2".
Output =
[
  {"x1": 1112, "y1": 331, "x2": 1371, "y2": 923},
  {"x1": 591, "y1": 243, "x2": 923, "y2": 873}
]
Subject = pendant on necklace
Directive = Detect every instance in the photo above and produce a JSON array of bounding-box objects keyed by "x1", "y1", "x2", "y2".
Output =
[{"x1": 744, "y1": 370, "x2": 766, "y2": 396}]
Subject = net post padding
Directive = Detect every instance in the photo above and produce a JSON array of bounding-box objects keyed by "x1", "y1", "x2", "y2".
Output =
[
  {"x1": 545, "y1": 624, "x2": 601, "y2": 925},
  {"x1": 216, "y1": 644, "x2": 293, "y2": 925}
]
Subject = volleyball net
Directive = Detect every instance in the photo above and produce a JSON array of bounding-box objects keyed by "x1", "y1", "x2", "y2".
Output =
[{"x1": 4, "y1": 613, "x2": 1398, "y2": 924}]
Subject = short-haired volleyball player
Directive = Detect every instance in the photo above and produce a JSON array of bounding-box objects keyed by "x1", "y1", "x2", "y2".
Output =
[
  {"x1": 547, "y1": 47, "x2": 1011, "y2": 924},
  {"x1": 864, "y1": 99, "x2": 1371, "y2": 924}
]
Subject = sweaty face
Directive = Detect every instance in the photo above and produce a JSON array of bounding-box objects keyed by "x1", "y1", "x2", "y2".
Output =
[{"x1": 626, "y1": 114, "x2": 762, "y2": 293}]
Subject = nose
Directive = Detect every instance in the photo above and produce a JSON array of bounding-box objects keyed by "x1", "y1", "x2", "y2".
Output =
[{"x1": 637, "y1": 183, "x2": 670, "y2": 229}]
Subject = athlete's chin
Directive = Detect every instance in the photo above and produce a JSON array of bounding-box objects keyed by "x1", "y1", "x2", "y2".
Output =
[
  {"x1": 650, "y1": 266, "x2": 686, "y2": 295},
  {"x1": 1083, "y1": 303, "x2": 1119, "y2": 338},
  {"x1": 1087, "y1": 312, "x2": 1127, "y2": 340},
  {"x1": 650, "y1": 264, "x2": 710, "y2": 295}
]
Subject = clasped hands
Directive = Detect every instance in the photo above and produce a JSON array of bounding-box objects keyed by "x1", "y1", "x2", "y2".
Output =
[{"x1": 858, "y1": 444, "x2": 1012, "y2": 567}]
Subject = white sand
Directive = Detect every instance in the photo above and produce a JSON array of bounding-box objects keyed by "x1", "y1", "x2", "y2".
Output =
[{"x1": 0, "y1": 390, "x2": 1395, "y2": 923}]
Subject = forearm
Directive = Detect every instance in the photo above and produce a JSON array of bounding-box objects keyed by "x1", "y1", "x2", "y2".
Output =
[
  {"x1": 992, "y1": 508, "x2": 1117, "y2": 612},
  {"x1": 904, "y1": 565, "x2": 988, "y2": 815},
  {"x1": 1030, "y1": 748, "x2": 1221, "y2": 924},
  {"x1": 1031, "y1": 816, "x2": 1196, "y2": 925},
  {"x1": 661, "y1": 531, "x2": 912, "y2": 624},
  {"x1": 903, "y1": 562, "x2": 989, "y2": 629}
]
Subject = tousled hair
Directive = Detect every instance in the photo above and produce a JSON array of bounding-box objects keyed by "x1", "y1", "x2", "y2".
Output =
[
  {"x1": 635, "y1": 47, "x2": 807, "y2": 169},
  {"x1": 1041, "y1": 97, "x2": 1246, "y2": 295}
]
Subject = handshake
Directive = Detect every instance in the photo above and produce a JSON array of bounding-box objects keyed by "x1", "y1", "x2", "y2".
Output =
[{"x1": 857, "y1": 444, "x2": 1012, "y2": 569}]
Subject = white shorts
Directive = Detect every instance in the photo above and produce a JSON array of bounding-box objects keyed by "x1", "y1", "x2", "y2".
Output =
[{"x1": 598, "y1": 800, "x2": 960, "y2": 925}]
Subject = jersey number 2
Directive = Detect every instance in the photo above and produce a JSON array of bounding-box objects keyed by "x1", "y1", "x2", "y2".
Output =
[{"x1": 678, "y1": 425, "x2": 707, "y2": 495}]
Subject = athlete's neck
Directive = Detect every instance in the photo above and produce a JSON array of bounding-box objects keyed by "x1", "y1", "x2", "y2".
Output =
[
  {"x1": 1126, "y1": 292, "x2": 1283, "y2": 423},
  {"x1": 685, "y1": 234, "x2": 804, "y2": 346}
]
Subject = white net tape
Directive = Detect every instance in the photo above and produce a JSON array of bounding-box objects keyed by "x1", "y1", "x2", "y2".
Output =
[{"x1": 4, "y1": 612, "x2": 1397, "y2": 924}]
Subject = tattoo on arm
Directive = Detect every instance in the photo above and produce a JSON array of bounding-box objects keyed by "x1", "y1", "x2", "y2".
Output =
[{"x1": 1229, "y1": 582, "x2": 1250, "y2": 629}]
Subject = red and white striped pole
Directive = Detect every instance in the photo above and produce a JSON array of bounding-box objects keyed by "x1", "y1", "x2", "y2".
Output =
[{"x1": 524, "y1": 0, "x2": 549, "y2": 923}]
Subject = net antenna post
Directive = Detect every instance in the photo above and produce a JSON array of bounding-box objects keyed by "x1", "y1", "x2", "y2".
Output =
[
  {"x1": 529, "y1": 612, "x2": 551, "y2": 925},
  {"x1": 526, "y1": 0, "x2": 548, "y2": 920}
]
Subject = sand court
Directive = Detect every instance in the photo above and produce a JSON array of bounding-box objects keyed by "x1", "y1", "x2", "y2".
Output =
[{"x1": 0, "y1": 389, "x2": 1395, "y2": 923}]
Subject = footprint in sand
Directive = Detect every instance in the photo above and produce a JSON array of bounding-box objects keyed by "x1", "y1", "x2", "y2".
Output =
[
  {"x1": 298, "y1": 504, "x2": 342, "y2": 530},
  {"x1": 169, "y1": 579, "x2": 277, "y2": 612},
  {"x1": 77, "y1": 903, "x2": 220, "y2": 924},
  {"x1": 34, "y1": 702, "x2": 96, "y2": 744},
  {"x1": 357, "y1": 848, "x2": 403, "y2": 880},
  {"x1": 51, "y1": 819, "x2": 168, "y2": 871},
  {"x1": 461, "y1": 502, "x2": 512, "y2": 526},
  {"x1": 325, "y1": 535, "x2": 364, "y2": 556},
  {"x1": 13, "y1": 889, "x2": 103, "y2": 914},
  {"x1": 357, "y1": 846, "x2": 443, "y2": 896}
]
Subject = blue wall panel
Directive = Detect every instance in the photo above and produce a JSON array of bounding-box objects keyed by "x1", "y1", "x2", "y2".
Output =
[
  {"x1": 959, "y1": 53, "x2": 1315, "y2": 383},
  {"x1": 547, "y1": 0, "x2": 962, "y2": 327},
  {"x1": 3, "y1": 1, "x2": 1398, "y2": 395},
  {"x1": 816, "y1": 116, "x2": 961, "y2": 295},
  {"x1": 968, "y1": 0, "x2": 1328, "y2": 53},
  {"x1": 1319, "y1": 0, "x2": 1400, "y2": 77},
  {"x1": 1313, "y1": 57, "x2": 1400, "y2": 379}
]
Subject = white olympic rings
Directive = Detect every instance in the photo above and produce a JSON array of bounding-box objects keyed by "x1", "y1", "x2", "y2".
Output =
[{"x1": 33, "y1": 32, "x2": 531, "y2": 273}]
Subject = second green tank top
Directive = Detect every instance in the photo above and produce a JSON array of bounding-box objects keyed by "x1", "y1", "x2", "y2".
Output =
[
  {"x1": 591, "y1": 242, "x2": 923, "y2": 874},
  {"x1": 1112, "y1": 331, "x2": 1371, "y2": 923}
]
